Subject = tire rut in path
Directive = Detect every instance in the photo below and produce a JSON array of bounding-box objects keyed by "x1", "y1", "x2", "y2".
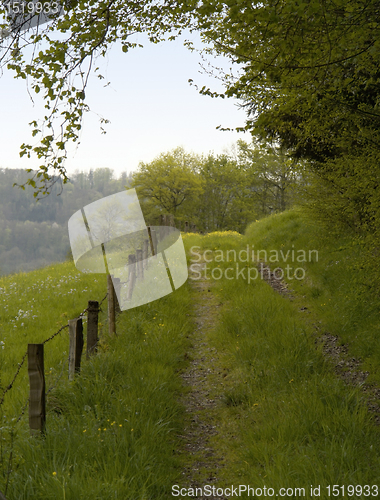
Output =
[{"x1": 178, "y1": 264, "x2": 228, "y2": 500}]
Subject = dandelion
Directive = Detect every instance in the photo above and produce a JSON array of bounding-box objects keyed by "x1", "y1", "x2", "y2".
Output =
[{"x1": 52, "y1": 472, "x2": 57, "y2": 476}]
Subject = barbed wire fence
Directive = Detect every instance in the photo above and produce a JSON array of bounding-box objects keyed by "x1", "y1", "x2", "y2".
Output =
[
  {"x1": 0, "y1": 292, "x2": 110, "y2": 499},
  {"x1": 0, "y1": 217, "x2": 186, "y2": 499}
]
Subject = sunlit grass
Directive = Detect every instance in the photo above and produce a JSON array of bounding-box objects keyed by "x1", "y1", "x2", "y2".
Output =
[
  {"x1": 205, "y1": 247, "x2": 380, "y2": 493},
  {"x1": 0, "y1": 259, "x2": 193, "y2": 499},
  {"x1": 245, "y1": 209, "x2": 380, "y2": 384},
  {"x1": 182, "y1": 219, "x2": 380, "y2": 494},
  {"x1": 2, "y1": 218, "x2": 380, "y2": 498}
]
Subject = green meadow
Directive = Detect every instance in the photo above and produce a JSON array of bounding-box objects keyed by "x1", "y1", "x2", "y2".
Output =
[{"x1": 1, "y1": 211, "x2": 380, "y2": 498}]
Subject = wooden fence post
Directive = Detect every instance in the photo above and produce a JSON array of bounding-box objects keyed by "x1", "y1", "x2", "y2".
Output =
[
  {"x1": 184, "y1": 221, "x2": 189, "y2": 232},
  {"x1": 107, "y1": 274, "x2": 116, "y2": 336},
  {"x1": 68, "y1": 318, "x2": 84, "y2": 380},
  {"x1": 143, "y1": 239, "x2": 149, "y2": 269},
  {"x1": 127, "y1": 254, "x2": 136, "y2": 300},
  {"x1": 136, "y1": 249, "x2": 143, "y2": 279},
  {"x1": 148, "y1": 227, "x2": 157, "y2": 257},
  {"x1": 87, "y1": 300, "x2": 99, "y2": 358},
  {"x1": 28, "y1": 344, "x2": 46, "y2": 435},
  {"x1": 112, "y1": 277, "x2": 121, "y2": 314}
]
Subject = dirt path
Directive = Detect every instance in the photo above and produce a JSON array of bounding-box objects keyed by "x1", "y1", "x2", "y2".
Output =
[
  {"x1": 259, "y1": 261, "x2": 380, "y2": 424},
  {"x1": 178, "y1": 262, "x2": 228, "y2": 500}
]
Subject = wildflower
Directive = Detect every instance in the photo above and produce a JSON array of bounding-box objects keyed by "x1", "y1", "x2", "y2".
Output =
[{"x1": 52, "y1": 472, "x2": 57, "y2": 476}]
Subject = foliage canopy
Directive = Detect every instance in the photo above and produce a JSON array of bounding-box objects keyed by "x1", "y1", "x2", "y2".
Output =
[{"x1": 2, "y1": 0, "x2": 380, "y2": 235}]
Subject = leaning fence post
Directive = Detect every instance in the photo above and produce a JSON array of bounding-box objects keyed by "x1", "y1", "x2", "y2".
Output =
[
  {"x1": 107, "y1": 274, "x2": 116, "y2": 336},
  {"x1": 112, "y1": 276, "x2": 121, "y2": 314},
  {"x1": 87, "y1": 301, "x2": 99, "y2": 358},
  {"x1": 136, "y1": 249, "x2": 143, "y2": 279},
  {"x1": 147, "y1": 227, "x2": 157, "y2": 257},
  {"x1": 68, "y1": 318, "x2": 84, "y2": 380},
  {"x1": 127, "y1": 254, "x2": 136, "y2": 300},
  {"x1": 151, "y1": 229, "x2": 158, "y2": 256},
  {"x1": 143, "y1": 239, "x2": 149, "y2": 269},
  {"x1": 28, "y1": 343, "x2": 46, "y2": 435}
]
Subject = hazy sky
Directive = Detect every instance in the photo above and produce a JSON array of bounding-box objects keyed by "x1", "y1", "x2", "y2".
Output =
[{"x1": 1, "y1": 32, "x2": 248, "y2": 178}]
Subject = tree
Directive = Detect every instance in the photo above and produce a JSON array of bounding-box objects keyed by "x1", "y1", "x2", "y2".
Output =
[
  {"x1": 194, "y1": 0, "x2": 380, "y2": 230},
  {"x1": 131, "y1": 147, "x2": 204, "y2": 224},
  {"x1": 197, "y1": 152, "x2": 256, "y2": 232},
  {"x1": 0, "y1": 0, "x2": 195, "y2": 196},
  {"x1": 3, "y1": 0, "x2": 379, "y2": 236},
  {"x1": 236, "y1": 140, "x2": 302, "y2": 216}
]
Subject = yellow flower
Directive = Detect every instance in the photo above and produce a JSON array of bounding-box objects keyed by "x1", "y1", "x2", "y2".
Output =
[{"x1": 52, "y1": 471, "x2": 57, "y2": 476}]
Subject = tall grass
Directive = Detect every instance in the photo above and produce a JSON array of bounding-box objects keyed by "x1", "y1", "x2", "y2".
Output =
[
  {"x1": 0, "y1": 261, "x2": 193, "y2": 499},
  {"x1": 245, "y1": 209, "x2": 380, "y2": 385},
  {"x1": 183, "y1": 224, "x2": 380, "y2": 496},
  {"x1": 2, "y1": 218, "x2": 380, "y2": 498}
]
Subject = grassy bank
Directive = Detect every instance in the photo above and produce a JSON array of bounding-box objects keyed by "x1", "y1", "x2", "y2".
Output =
[
  {"x1": 2, "y1": 214, "x2": 380, "y2": 498},
  {"x1": 245, "y1": 209, "x2": 380, "y2": 385},
  {"x1": 183, "y1": 221, "x2": 380, "y2": 497},
  {"x1": 0, "y1": 261, "x2": 193, "y2": 499}
]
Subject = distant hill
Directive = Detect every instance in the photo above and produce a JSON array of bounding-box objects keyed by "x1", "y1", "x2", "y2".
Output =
[{"x1": 0, "y1": 167, "x2": 132, "y2": 276}]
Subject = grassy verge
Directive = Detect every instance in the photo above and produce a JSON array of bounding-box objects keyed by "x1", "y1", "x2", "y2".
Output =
[
  {"x1": 183, "y1": 224, "x2": 380, "y2": 496},
  {"x1": 245, "y1": 209, "x2": 380, "y2": 385},
  {"x1": 0, "y1": 261, "x2": 193, "y2": 499},
  {"x1": 3, "y1": 217, "x2": 380, "y2": 498}
]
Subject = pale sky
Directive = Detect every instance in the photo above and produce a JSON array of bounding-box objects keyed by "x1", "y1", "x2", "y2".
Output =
[{"x1": 0, "y1": 31, "x2": 248, "y2": 178}]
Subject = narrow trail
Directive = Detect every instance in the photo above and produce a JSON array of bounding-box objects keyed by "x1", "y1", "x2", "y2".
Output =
[{"x1": 178, "y1": 262, "x2": 228, "y2": 500}]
